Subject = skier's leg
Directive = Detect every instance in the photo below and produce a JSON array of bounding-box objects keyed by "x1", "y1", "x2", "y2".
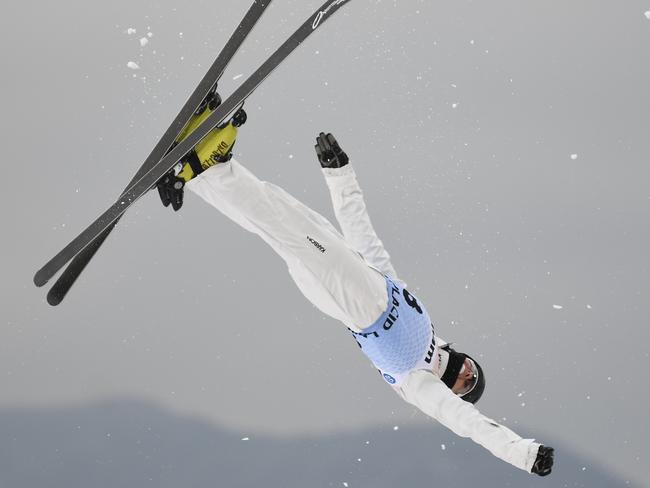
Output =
[{"x1": 187, "y1": 159, "x2": 388, "y2": 331}]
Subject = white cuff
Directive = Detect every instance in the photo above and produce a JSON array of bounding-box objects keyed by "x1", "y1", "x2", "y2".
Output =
[
  {"x1": 321, "y1": 164, "x2": 356, "y2": 179},
  {"x1": 525, "y1": 442, "x2": 542, "y2": 473}
]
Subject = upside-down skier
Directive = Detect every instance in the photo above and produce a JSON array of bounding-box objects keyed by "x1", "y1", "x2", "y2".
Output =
[{"x1": 156, "y1": 91, "x2": 555, "y2": 476}]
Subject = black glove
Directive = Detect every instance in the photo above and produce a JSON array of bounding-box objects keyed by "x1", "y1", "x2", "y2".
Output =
[
  {"x1": 315, "y1": 132, "x2": 349, "y2": 169},
  {"x1": 531, "y1": 445, "x2": 554, "y2": 476}
]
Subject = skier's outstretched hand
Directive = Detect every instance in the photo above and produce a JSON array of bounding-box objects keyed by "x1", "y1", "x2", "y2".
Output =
[
  {"x1": 157, "y1": 87, "x2": 247, "y2": 211},
  {"x1": 531, "y1": 445, "x2": 554, "y2": 476},
  {"x1": 315, "y1": 132, "x2": 349, "y2": 169}
]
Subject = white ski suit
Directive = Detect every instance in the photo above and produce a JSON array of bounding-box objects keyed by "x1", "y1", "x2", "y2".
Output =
[{"x1": 188, "y1": 159, "x2": 541, "y2": 473}]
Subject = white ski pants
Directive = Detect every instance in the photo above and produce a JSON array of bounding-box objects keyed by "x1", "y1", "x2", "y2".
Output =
[{"x1": 187, "y1": 159, "x2": 388, "y2": 332}]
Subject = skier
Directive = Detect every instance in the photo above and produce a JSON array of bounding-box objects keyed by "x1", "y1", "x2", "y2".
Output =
[{"x1": 156, "y1": 94, "x2": 555, "y2": 477}]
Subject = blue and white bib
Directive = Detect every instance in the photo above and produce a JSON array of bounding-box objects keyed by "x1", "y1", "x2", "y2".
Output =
[{"x1": 351, "y1": 277, "x2": 437, "y2": 386}]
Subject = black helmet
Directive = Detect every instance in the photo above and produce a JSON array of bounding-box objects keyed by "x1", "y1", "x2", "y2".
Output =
[{"x1": 439, "y1": 344, "x2": 486, "y2": 404}]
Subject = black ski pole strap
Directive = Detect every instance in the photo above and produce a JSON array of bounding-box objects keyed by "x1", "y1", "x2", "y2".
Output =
[{"x1": 185, "y1": 150, "x2": 205, "y2": 176}]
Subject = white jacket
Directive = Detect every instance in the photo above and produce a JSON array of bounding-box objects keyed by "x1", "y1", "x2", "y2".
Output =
[{"x1": 323, "y1": 165, "x2": 541, "y2": 473}]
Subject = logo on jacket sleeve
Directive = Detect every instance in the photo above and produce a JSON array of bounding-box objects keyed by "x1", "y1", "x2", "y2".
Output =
[
  {"x1": 307, "y1": 236, "x2": 326, "y2": 253},
  {"x1": 383, "y1": 373, "x2": 396, "y2": 384}
]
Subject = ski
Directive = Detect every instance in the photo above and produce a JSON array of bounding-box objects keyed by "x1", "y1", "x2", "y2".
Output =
[
  {"x1": 34, "y1": 0, "x2": 354, "y2": 289},
  {"x1": 45, "y1": 0, "x2": 272, "y2": 305}
]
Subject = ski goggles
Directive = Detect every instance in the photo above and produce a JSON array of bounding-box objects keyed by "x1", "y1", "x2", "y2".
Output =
[{"x1": 455, "y1": 358, "x2": 480, "y2": 397}]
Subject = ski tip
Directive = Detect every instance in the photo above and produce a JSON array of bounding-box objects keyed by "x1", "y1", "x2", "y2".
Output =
[
  {"x1": 46, "y1": 289, "x2": 64, "y2": 307},
  {"x1": 33, "y1": 270, "x2": 49, "y2": 288}
]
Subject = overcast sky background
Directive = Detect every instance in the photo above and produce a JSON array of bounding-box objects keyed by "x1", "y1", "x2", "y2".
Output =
[{"x1": 1, "y1": 0, "x2": 649, "y2": 485}]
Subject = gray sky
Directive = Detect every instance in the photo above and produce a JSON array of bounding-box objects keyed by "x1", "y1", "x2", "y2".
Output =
[{"x1": 1, "y1": 0, "x2": 649, "y2": 485}]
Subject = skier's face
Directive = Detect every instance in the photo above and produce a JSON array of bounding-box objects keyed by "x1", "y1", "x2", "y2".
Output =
[{"x1": 451, "y1": 358, "x2": 478, "y2": 396}]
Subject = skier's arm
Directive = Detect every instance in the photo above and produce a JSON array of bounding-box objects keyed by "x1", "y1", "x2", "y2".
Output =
[
  {"x1": 324, "y1": 165, "x2": 403, "y2": 284},
  {"x1": 316, "y1": 133, "x2": 404, "y2": 285},
  {"x1": 399, "y1": 369, "x2": 541, "y2": 473}
]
